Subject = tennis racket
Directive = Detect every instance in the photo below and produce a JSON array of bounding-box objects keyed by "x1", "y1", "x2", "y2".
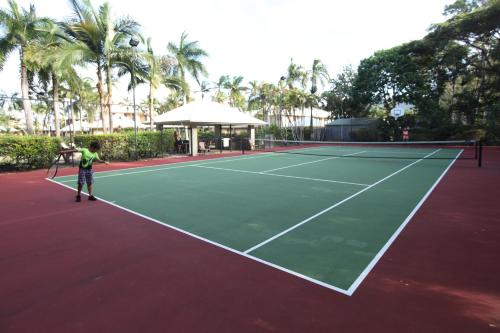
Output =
[
  {"x1": 46, "y1": 148, "x2": 77, "y2": 179},
  {"x1": 47, "y1": 154, "x2": 62, "y2": 179}
]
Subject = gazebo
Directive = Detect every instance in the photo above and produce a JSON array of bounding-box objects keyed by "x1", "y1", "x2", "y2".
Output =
[{"x1": 154, "y1": 101, "x2": 267, "y2": 156}]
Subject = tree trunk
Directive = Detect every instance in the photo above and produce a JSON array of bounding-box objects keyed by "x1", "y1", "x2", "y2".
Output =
[
  {"x1": 52, "y1": 74, "x2": 60, "y2": 137},
  {"x1": 106, "y1": 64, "x2": 113, "y2": 133},
  {"x1": 96, "y1": 64, "x2": 107, "y2": 133},
  {"x1": 149, "y1": 82, "x2": 154, "y2": 130},
  {"x1": 70, "y1": 100, "x2": 76, "y2": 144},
  {"x1": 79, "y1": 103, "x2": 83, "y2": 134},
  {"x1": 20, "y1": 49, "x2": 33, "y2": 135},
  {"x1": 310, "y1": 105, "x2": 313, "y2": 135}
]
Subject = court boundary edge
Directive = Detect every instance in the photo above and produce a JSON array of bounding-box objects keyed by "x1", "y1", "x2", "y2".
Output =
[
  {"x1": 346, "y1": 150, "x2": 463, "y2": 295},
  {"x1": 46, "y1": 177, "x2": 352, "y2": 296},
  {"x1": 46, "y1": 149, "x2": 462, "y2": 297}
]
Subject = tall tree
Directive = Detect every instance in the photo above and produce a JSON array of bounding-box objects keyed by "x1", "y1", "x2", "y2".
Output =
[
  {"x1": 102, "y1": 7, "x2": 140, "y2": 133},
  {"x1": 59, "y1": 0, "x2": 139, "y2": 133},
  {"x1": 286, "y1": 58, "x2": 307, "y2": 89},
  {"x1": 213, "y1": 75, "x2": 229, "y2": 103},
  {"x1": 122, "y1": 37, "x2": 176, "y2": 129},
  {"x1": 0, "y1": 0, "x2": 49, "y2": 134},
  {"x1": 26, "y1": 20, "x2": 81, "y2": 137},
  {"x1": 223, "y1": 76, "x2": 247, "y2": 109},
  {"x1": 72, "y1": 77, "x2": 99, "y2": 132},
  {"x1": 443, "y1": 0, "x2": 487, "y2": 16},
  {"x1": 167, "y1": 31, "x2": 208, "y2": 101},
  {"x1": 427, "y1": 0, "x2": 500, "y2": 129},
  {"x1": 161, "y1": 90, "x2": 183, "y2": 112},
  {"x1": 198, "y1": 80, "x2": 210, "y2": 101},
  {"x1": 247, "y1": 80, "x2": 261, "y2": 110},
  {"x1": 324, "y1": 65, "x2": 358, "y2": 118},
  {"x1": 308, "y1": 59, "x2": 329, "y2": 131}
]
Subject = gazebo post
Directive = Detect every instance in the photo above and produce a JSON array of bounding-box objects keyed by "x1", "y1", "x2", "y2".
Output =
[
  {"x1": 190, "y1": 126, "x2": 198, "y2": 156},
  {"x1": 184, "y1": 126, "x2": 189, "y2": 142},
  {"x1": 229, "y1": 125, "x2": 232, "y2": 152},
  {"x1": 215, "y1": 124, "x2": 222, "y2": 153},
  {"x1": 248, "y1": 125, "x2": 255, "y2": 150}
]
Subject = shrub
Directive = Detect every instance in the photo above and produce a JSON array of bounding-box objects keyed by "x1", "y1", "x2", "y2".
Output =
[
  {"x1": 74, "y1": 130, "x2": 175, "y2": 161},
  {"x1": 0, "y1": 135, "x2": 61, "y2": 171},
  {"x1": 0, "y1": 130, "x2": 179, "y2": 172}
]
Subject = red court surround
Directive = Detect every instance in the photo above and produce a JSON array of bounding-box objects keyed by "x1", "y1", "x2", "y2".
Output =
[{"x1": 1, "y1": 150, "x2": 499, "y2": 332}]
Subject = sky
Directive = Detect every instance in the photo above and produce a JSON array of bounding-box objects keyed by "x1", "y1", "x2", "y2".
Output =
[{"x1": 0, "y1": 0, "x2": 453, "y2": 102}]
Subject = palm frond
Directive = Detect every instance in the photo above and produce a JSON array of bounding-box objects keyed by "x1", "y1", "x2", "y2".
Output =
[{"x1": 0, "y1": 37, "x2": 16, "y2": 70}]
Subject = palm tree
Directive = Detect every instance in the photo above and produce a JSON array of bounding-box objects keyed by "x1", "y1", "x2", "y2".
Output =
[
  {"x1": 167, "y1": 31, "x2": 208, "y2": 101},
  {"x1": 247, "y1": 80, "x2": 261, "y2": 110},
  {"x1": 253, "y1": 82, "x2": 279, "y2": 125},
  {"x1": 163, "y1": 75, "x2": 190, "y2": 103},
  {"x1": 58, "y1": 0, "x2": 139, "y2": 133},
  {"x1": 286, "y1": 58, "x2": 307, "y2": 89},
  {"x1": 162, "y1": 90, "x2": 183, "y2": 112},
  {"x1": 57, "y1": 0, "x2": 107, "y2": 132},
  {"x1": 198, "y1": 80, "x2": 211, "y2": 101},
  {"x1": 26, "y1": 20, "x2": 81, "y2": 137},
  {"x1": 142, "y1": 38, "x2": 178, "y2": 128},
  {"x1": 308, "y1": 59, "x2": 329, "y2": 132},
  {"x1": 141, "y1": 38, "x2": 161, "y2": 129},
  {"x1": 65, "y1": 74, "x2": 99, "y2": 133},
  {"x1": 102, "y1": 8, "x2": 140, "y2": 133},
  {"x1": 224, "y1": 76, "x2": 247, "y2": 109},
  {"x1": 213, "y1": 75, "x2": 228, "y2": 103},
  {"x1": 0, "y1": 0, "x2": 49, "y2": 134},
  {"x1": 69, "y1": 76, "x2": 99, "y2": 133}
]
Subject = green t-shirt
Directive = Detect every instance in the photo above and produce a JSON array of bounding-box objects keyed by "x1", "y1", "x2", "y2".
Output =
[{"x1": 78, "y1": 148, "x2": 99, "y2": 169}]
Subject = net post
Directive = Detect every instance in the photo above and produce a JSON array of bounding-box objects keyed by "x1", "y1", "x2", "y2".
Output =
[
  {"x1": 478, "y1": 140, "x2": 483, "y2": 168},
  {"x1": 241, "y1": 138, "x2": 245, "y2": 155},
  {"x1": 475, "y1": 140, "x2": 478, "y2": 160}
]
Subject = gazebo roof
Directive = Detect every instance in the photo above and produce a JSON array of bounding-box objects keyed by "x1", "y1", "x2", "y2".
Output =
[{"x1": 154, "y1": 101, "x2": 267, "y2": 126}]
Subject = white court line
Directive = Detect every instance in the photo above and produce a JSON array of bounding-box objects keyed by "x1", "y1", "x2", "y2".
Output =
[
  {"x1": 260, "y1": 151, "x2": 366, "y2": 173},
  {"x1": 194, "y1": 165, "x2": 370, "y2": 187},
  {"x1": 294, "y1": 145, "x2": 439, "y2": 155},
  {"x1": 243, "y1": 149, "x2": 442, "y2": 254},
  {"x1": 57, "y1": 152, "x2": 277, "y2": 183},
  {"x1": 345, "y1": 149, "x2": 463, "y2": 295},
  {"x1": 46, "y1": 178, "x2": 351, "y2": 296}
]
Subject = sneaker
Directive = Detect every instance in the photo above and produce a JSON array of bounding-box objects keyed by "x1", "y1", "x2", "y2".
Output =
[
  {"x1": 76, "y1": 195, "x2": 81, "y2": 202},
  {"x1": 88, "y1": 195, "x2": 97, "y2": 201}
]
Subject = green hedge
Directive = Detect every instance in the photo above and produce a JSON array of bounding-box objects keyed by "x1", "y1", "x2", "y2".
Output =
[
  {"x1": 0, "y1": 135, "x2": 61, "y2": 171},
  {"x1": 0, "y1": 131, "x2": 175, "y2": 171},
  {"x1": 74, "y1": 130, "x2": 175, "y2": 161}
]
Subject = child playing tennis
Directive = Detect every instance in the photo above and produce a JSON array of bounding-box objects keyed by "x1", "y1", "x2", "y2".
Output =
[{"x1": 76, "y1": 141, "x2": 108, "y2": 202}]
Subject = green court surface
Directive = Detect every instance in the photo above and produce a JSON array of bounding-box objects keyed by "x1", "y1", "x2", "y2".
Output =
[{"x1": 52, "y1": 146, "x2": 461, "y2": 295}]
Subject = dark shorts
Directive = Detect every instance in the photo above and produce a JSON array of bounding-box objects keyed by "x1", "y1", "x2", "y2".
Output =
[{"x1": 78, "y1": 168, "x2": 94, "y2": 185}]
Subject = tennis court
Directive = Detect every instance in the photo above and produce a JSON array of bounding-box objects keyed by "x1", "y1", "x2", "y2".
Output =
[{"x1": 49, "y1": 140, "x2": 475, "y2": 295}]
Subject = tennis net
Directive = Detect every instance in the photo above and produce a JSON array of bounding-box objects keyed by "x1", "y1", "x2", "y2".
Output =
[{"x1": 252, "y1": 138, "x2": 482, "y2": 165}]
